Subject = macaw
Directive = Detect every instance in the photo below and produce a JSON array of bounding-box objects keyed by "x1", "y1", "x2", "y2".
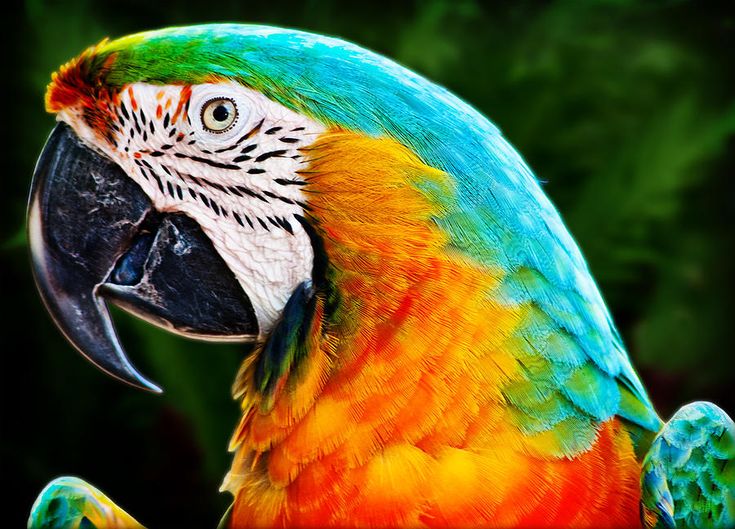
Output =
[{"x1": 26, "y1": 24, "x2": 734, "y2": 529}]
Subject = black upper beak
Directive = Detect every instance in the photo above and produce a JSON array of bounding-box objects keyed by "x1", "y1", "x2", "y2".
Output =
[{"x1": 28, "y1": 123, "x2": 258, "y2": 392}]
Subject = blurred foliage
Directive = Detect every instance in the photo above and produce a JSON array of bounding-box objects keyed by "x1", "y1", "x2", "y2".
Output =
[{"x1": 3, "y1": 1, "x2": 734, "y2": 527}]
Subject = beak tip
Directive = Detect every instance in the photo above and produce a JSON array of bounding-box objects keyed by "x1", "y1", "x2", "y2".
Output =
[
  {"x1": 133, "y1": 370, "x2": 164, "y2": 394},
  {"x1": 61, "y1": 305, "x2": 164, "y2": 395},
  {"x1": 136, "y1": 379, "x2": 164, "y2": 394},
  {"x1": 96, "y1": 360, "x2": 163, "y2": 394},
  {"x1": 104, "y1": 369, "x2": 163, "y2": 394}
]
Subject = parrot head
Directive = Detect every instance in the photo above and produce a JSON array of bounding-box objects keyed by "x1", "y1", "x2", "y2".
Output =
[
  {"x1": 32, "y1": 24, "x2": 441, "y2": 392},
  {"x1": 31, "y1": 26, "x2": 355, "y2": 392}
]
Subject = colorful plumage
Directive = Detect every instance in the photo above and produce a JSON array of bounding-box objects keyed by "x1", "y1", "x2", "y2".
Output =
[
  {"x1": 641, "y1": 403, "x2": 735, "y2": 529},
  {"x1": 27, "y1": 24, "x2": 734, "y2": 528},
  {"x1": 28, "y1": 477, "x2": 143, "y2": 529}
]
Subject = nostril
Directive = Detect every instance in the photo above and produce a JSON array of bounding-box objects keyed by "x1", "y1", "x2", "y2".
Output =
[{"x1": 110, "y1": 231, "x2": 154, "y2": 285}]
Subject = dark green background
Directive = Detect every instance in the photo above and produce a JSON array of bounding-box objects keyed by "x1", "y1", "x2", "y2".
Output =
[{"x1": 4, "y1": 1, "x2": 734, "y2": 527}]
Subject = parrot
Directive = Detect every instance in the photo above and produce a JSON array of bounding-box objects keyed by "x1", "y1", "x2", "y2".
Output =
[{"x1": 25, "y1": 24, "x2": 734, "y2": 529}]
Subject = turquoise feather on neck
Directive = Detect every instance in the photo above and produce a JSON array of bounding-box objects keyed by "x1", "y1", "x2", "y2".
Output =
[{"x1": 253, "y1": 280, "x2": 316, "y2": 400}]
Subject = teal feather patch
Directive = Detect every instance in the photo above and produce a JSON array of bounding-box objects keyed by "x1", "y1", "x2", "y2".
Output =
[
  {"x1": 28, "y1": 477, "x2": 101, "y2": 529},
  {"x1": 641, "y1": 402, "x2": 735, "y2": 529},
  {"x1": 563, "y1": 363, "x2": 621, "y2": 421},
  {"x1": 254, "y1": 280, "x2": 315, "y2": 398}
]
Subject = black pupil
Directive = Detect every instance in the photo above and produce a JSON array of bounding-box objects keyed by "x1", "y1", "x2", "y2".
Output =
[{"x1": 212, "y1": 103, "x2": 230, "y2": 122}]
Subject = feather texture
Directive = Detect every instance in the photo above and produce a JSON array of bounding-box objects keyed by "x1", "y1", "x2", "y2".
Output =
[
  {"x1": 28, "y1": 477, "x2": 143, "y2": 529},
  {"x1": 222, "y1": 131, "x2": 647, "y2": 527},
  {"x1": 641, "y1": 402, "x2": 735, "y2": 529}
]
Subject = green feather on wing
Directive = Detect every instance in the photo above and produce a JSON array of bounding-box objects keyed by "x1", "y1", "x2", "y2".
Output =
[{"x1": 641, "y1": 402, "x2": 735, "y2": 529}]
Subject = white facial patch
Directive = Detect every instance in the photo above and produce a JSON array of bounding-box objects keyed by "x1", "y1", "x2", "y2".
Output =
[{"x1": 59, "y1": 82, "x2": 326, "y2": 335}]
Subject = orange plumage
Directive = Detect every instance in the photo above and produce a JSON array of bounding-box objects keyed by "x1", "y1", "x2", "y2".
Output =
[{"x1": 223, "y1": 131, "x2": 644, "y2": 528}]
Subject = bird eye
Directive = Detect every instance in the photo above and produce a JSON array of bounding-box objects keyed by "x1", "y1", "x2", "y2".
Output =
[{"x1": 201, "y1": 98, "x2": 237, "y2": 133}]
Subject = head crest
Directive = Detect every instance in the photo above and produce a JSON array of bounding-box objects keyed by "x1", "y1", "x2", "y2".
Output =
[{"x1": 46, "y1": 39, "x2": 115, "y2": 113}]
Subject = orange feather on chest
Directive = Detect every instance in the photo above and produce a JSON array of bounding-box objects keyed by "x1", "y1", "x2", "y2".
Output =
[{"x1": 224, "y1": 131, "x2": 642, "y2": 528}]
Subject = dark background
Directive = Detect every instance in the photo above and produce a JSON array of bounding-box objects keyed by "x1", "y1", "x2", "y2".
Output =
[{"x1": 4, "y1": 1, "x2": 734, "y2": 527}]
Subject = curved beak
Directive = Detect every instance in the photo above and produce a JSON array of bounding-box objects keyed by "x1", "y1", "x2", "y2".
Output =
[{"x1": 28, "y1": 123, "x2": 258, "y2": 393}]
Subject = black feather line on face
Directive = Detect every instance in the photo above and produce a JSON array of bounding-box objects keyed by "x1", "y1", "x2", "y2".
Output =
[
  {"x1": 120, "y1": 104, "x2": 313, "y2": 236},
  {"x1": 293, "y1": 214, "x2": 330, "y2": 290}
]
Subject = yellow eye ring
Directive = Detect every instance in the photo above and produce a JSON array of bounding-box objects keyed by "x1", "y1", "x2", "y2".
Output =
[{"x1": 201, "y1": 97, "x2": 238, "y2": 133}]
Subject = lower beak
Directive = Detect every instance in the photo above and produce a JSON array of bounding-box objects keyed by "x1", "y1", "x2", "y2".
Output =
[{"x1": 28, "y1": 123, "x2": 258, "y2": 393}]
